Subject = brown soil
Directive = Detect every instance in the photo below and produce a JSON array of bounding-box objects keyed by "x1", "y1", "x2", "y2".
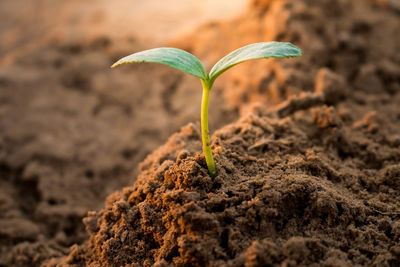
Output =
[
  {"x1": 0, "y1": 33, "x2": 236, "y2": 267},
  {"x1": 1, "y1": 0, "x2": 400, "y2": 266},
  {"x1": 0, "y1": 3, "x2": 237, "y2": 266},
  {"x1": 50, "y1": 101, "x2": 400, "y2": 266}
]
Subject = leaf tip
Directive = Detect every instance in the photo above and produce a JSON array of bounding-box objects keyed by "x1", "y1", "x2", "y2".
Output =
[{"x1": 296, "y1": 47, "x2": 303, "y2": 56}]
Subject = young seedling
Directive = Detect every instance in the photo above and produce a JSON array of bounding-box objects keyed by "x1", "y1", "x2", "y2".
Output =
[{"x1": 112, "y1": 42, "x2": 302, "y2": 177}]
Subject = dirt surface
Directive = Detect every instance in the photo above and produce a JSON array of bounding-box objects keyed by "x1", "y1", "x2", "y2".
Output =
[
  {"x1": 0, "y1": 1, "x2": 240, "y2": 266},
  {"x1": 1, "y1": 0, "x2": 400, "y2": 266},
  {"x1": 47, "y1": 0, "x2": 400, "y2": 266},
  {"x1": 49, "y1": 100, "x2": 400, "y2": 266},
  {"x1": 0, "y1": 30, "x2": 238, "y2": 267}
]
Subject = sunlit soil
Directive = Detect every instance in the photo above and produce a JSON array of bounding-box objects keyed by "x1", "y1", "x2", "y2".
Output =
[{"x1": 0, "y1": 0, "x2": 246, "y2": 62}]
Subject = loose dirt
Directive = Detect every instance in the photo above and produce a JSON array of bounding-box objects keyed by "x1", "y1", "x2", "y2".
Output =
[{"x1": 1, "y1": 0, "x2": 400, "y2": 266}]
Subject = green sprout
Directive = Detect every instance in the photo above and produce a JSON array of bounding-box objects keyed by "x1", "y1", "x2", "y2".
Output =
[{"x1": 112, "y1": 42, "x2": 302, "y2": 177}]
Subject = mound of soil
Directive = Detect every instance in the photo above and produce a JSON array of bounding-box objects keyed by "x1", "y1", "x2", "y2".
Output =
[
  {"x1": 1, "y1": 0, "x2": 400, "y2": 266},
  {"x1": 0, "y1": 20, "x2": 237, "y2": 267},
  {"x1": 45, "y1": 0, "x2": 400, "y2": 265},
  {"x1": 0, "y1": 37, "x2": 236, "y2": 266},
  {"x1": 49, "y1": 96, "x2": 400, "y2": 266}
]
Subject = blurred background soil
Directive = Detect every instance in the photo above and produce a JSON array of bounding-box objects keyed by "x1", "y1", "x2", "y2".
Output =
[{"x1": 1, "y1": 0, "x2": 400, "y2": 266}]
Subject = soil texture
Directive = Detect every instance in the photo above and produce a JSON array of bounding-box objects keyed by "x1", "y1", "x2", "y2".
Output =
[
  {"x1": 0, "y1": 3, "x2": 236, "y2": 266},
  {"x1": 49, "y1": 0, "x2": 400, "y2": 266},
  {"x1": 1, "y1": 0, "x2": 400, "y2": 266}
]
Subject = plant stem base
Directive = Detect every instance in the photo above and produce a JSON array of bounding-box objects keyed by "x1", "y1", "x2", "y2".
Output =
[{"x1": 201, "y1": 79, "x2": 217, "y2": 177}]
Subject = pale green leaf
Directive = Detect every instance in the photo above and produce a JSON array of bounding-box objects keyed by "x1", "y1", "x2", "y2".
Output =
[
  {"x1": 111, "y1": 47, "x2": 207, "y2": 79},
  {"x1": 209, "y1": 42, "x2": 302, "y2": 83}
]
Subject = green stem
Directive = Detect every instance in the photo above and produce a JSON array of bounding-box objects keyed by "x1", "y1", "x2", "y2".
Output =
[{"x1": 201, "y1": 79, "x2": 217, "y2": 177}]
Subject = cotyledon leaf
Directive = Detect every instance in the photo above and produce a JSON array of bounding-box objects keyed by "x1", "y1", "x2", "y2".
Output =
[
  {"x1": 209, "y1": 42, "x2": 302, "y2": 84},
  {"x1": 111, "y1": 47, "x2": 207, "y2": 80}
]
